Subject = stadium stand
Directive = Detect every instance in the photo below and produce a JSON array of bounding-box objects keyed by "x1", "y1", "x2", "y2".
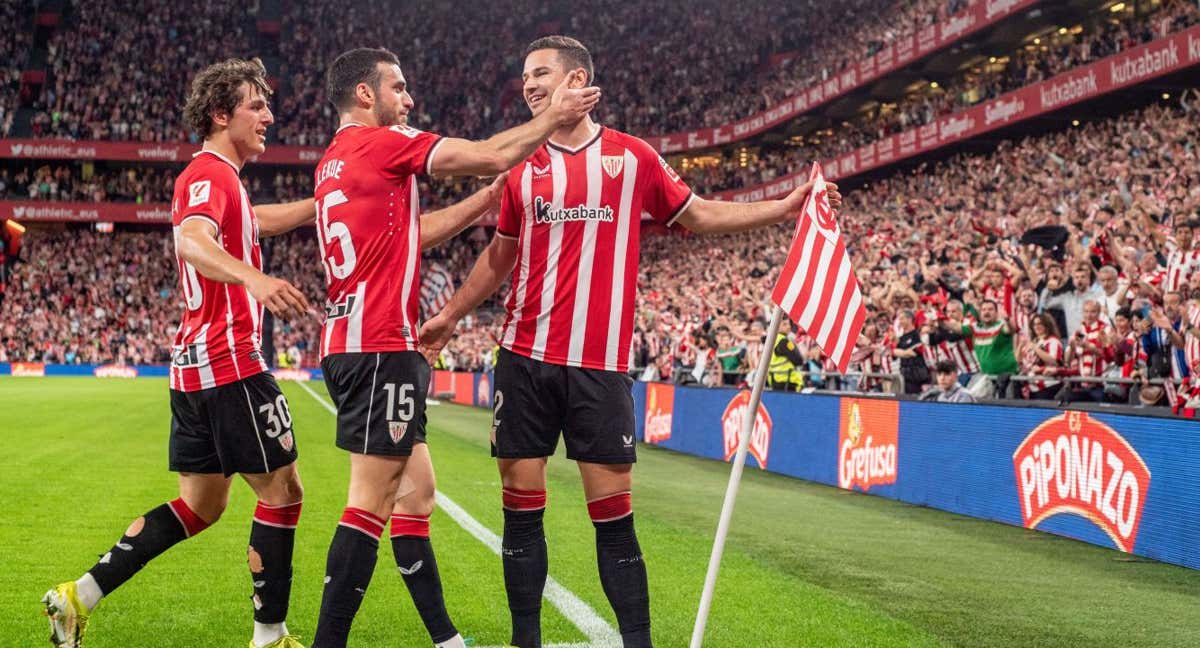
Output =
[
  {"x1": 2, "y1": 0, "x2": 1199, "y2": 414},
  {"x1": 673, "y1": 0, "x2": 1200, "y2": 196},
  {"x1": 10, "y1": 0, "x2": 982, "y2": 144},
  {"x1": 30, "y1": 2, "x2": 252, "y2": 141},
  {"x1": 6, "y1": 97, "x2": 1200, "y2": 406}
]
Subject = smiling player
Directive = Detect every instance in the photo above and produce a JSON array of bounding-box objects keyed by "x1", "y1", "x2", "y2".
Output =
[
  {"x1": 420, "y1": 36, "x2": 840, "y2": 648},
  {"x1": 309, "y1": 47, "x2": 599, "y2": 648},
  {"x1": 43, "y1": 58, "x2": 316, "y2": 648}
]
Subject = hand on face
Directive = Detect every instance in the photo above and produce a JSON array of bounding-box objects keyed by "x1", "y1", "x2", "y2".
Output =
[{"x1": 548, "y1": 70, "x2": 601, "y2": 125}]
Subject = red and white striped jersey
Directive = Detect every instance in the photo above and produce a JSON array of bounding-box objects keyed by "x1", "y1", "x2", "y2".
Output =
[
  {"x1": 939, "y1": 326, "x2": 981, "y2": 374},
  {"x1": 1025, "y1": 336, "x2": 1063, "y2": 392},
  {"x1": 1012, "y1": 307, "x2": 1034, "y2": 342},
  {"x1": 1165, "y1": 243, "x2": 1200, "y2": 292},
  {"x1": 1134, "y1": 266, "x2": 1166, "y2": 295},
  {"x1": 1072, "y1": 320, "x2": 1111, "y2": 377},
  {"x1": 496, "y1": 127, "x2": 693, "y2": 372},
  {"x1": 876, "y1": 334, "x2": 896, "y2": 379},
  {"x1": 169, "y1": 150, "x2": 269, "y2": 392},
  {"x1": 314, "y1": 123, "x2": 443, "y2": 359},
  {"x1": 919, "y1": 333, "x2": 941, "y2": 367}
]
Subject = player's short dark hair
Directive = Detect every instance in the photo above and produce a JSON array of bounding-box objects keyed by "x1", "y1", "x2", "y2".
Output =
[
  {"x1": 184, "y1": 58, "x2": 271, "y2": 139},
  {"x1": 525, "y1": 35, "x2": 594, "y2": 83},
  {"x1": 327, "y1": 47, "x2": 401, "y2": 111}
]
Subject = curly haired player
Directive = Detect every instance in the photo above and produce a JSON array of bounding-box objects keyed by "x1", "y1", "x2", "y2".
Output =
[{"x1": 43, "y1": 58, "x2": 315, "y2": 648}]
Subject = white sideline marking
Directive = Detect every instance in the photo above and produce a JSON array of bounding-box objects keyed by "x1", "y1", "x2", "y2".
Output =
[{"x1": 292, "y1": 380, "x2": 619, "y2": 648}]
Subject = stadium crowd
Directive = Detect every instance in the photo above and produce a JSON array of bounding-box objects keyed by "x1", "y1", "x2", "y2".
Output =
[
  {"x1": 5, "y1": 97, "x2": 1200, "y2": 412},
  {"x1": 4, "y1": 0, "x2": 1200, "y2": 414},
  {"x1": 0, "y1": 165, "x2": 175, "y2": 203},
  {"x1": 1, "y1": 1, "x2": 34, "y2": 138},
  {"x1": 17, "y1": 0, "x2": 991, "y2": 144},
  {"x1": 30, "y1": 2, "x2": 252, "y2": 141},
  {"x1": 2, "y1": 230, "x2": 177, "y2": 366},
  {"x1": 680, "y1": 0, "x2": 1200, "y2": 196},
  {"x1": 627, "y1": 98, "x2": 1200, "y2": 411},
  {"x1": 569, "y1": 0, "x2": 987, "y2": 135},
  {"x1": 11, "y1": 0, "x2": 1192, "y2": 168}
]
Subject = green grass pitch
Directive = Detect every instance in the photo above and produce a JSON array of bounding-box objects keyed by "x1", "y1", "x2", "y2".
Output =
[{"x1": 2, "y1": 377, "x2": 1199, "y2": 647}]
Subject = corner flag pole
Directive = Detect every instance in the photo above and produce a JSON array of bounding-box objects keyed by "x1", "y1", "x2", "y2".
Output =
[{"x1": 690, "y1": 305, "x2": 784, "y2": 648}]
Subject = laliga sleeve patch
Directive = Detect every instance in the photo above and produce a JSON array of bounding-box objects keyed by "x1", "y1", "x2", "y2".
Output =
[
  {"x1": 389, "y1": 125, "x2": 423, "y2": 138},
  {"x1": 188, "y1": 180, "x2": 211, "y2": 207},
  {"x1": 658, "y1": 155, "x2": 681, "y2": 183}
]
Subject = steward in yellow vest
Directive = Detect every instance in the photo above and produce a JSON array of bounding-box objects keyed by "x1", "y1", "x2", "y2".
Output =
[{"x1": 767, "y1": 319, "x2": 804, "y2": 391}]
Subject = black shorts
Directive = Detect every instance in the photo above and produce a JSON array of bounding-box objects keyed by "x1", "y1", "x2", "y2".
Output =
[
  {"x1": 321, "y1": 351, "x2": 429, "y2": 456},
  {"x1": 492, "y1": 348, "x2": 636, "y2": 464},
  {"x1": 169, "y1": 372, "x2": 299, "y2": 477}
]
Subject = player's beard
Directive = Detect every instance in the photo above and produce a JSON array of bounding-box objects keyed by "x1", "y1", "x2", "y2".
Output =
[{"x1": 374, "y1": 101, "x2": 402, "y2": 127}]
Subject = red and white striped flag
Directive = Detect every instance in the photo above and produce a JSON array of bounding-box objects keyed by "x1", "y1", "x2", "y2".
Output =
[
  {"x1": 770, "y1": 162, "x2": 866, "y2": 373},
  {"x1": 419, "y1": 263, "x2": 456, "y2": 320}
]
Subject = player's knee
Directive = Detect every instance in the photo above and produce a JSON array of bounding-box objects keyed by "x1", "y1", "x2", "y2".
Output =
[
  {"x1": 393, "y1": 470, "x2": 435, "y2": 516},
  {"x1": 256, "y1": 467, "x2": 303, "y2": 506},
  {"x1": 349, "y1": 481, "x2": 401, "y2": 519},
  {"x1": 179, "y1": 487, "x2": 229, "y2": 524},
  {"x1": 280, "y1": 471, "x2": 304, "y2": 503},
  {"x1": 394, "y1": 491, "x2": 435, "y2": 518},
  {"x1": 195, "y1": 498, "x2": 227, "y2": 525}
]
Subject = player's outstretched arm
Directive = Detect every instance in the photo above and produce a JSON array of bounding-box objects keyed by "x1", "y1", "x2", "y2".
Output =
[
  {"x1": 177, "y1": 218, "x2": 311, "y2": 319},
  {"x1": 420, "y1": 172, "x2": 507, "y2": 250},
  {"x1": 418, "y1": 235, "x2": 519, "y2": 363},
  {"x1": 674, "y1": 179, "x2": 842, "y2": 235},
  {"x1": 255, "y1": 198, "x2": 316, "y2": 237},
  {"x1": 428, "y1": 73, "x2": 599, "y2": 177}
]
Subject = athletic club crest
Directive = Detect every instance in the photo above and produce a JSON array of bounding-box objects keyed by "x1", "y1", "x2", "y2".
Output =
[
  {"x1": 602, "y1": 155, "x2": 624, "y2": 178},
  {"x1": 278, "y1": 431, "x2": 295, "y2": 452},
  {"x1": 389, "y1": 421, "x2": 408, "y2": 444}
]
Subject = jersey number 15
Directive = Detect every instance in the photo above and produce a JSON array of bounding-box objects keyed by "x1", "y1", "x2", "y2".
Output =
[{"x1": 316, "y1": 189, "x2": 357, "y2": 279}]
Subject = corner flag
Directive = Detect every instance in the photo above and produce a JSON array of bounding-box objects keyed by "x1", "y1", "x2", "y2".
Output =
[{"x1": 770, "y1": 162, "x2": 865, "y2": 372}]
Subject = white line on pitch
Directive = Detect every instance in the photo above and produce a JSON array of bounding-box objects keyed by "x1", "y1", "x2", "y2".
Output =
[{"x1": 292, "y1": 380, "x2": 620, "y2": 647}]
